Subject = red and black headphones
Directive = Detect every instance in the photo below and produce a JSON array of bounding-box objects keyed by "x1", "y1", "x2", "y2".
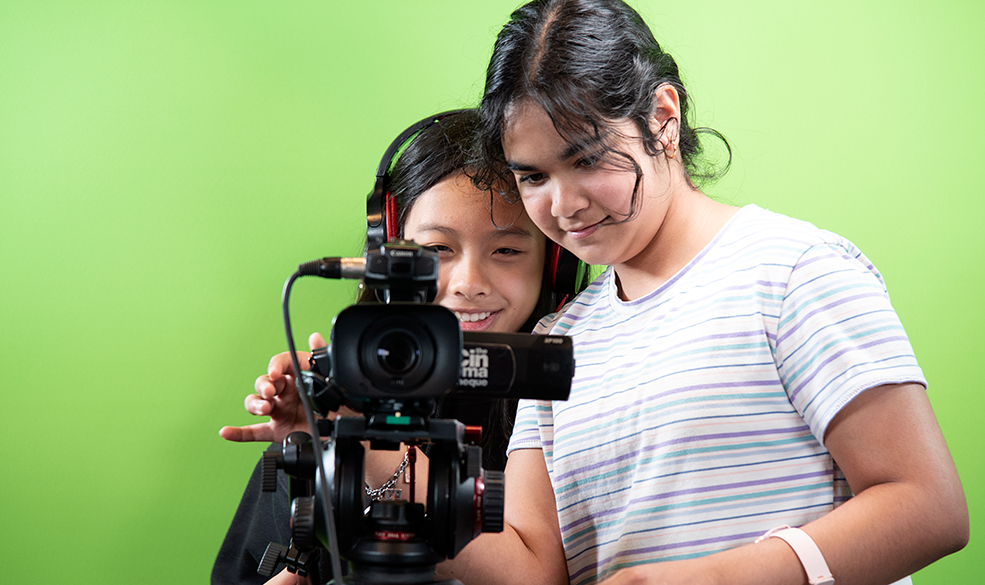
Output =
[{"x1": 365, "y1": 110, "x2": 586, "y2": 300}]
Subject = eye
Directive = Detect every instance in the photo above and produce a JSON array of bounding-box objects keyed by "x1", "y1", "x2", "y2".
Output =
[
  {"x1": 423, "y1": 244, "x2": 452, "y2": 254},
  {"x1": 494, "y1": 247, "x2": 522, "y2": 256},
  {"x1": 576, "y1": 153, "x2": 601, "y2": 168},
  {"x1": 516, "y1": 172, "x2": 545, "y2": 185}
]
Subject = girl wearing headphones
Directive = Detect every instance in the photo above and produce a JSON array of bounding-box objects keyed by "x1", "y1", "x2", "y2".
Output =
[{"x1": 214, "y1": 109, "x2": 581, "y2": 584}]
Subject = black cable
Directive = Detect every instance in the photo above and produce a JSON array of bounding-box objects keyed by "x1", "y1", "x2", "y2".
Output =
[{"x1": 281, "y1": 270, "x2": 344, "y2": 584}]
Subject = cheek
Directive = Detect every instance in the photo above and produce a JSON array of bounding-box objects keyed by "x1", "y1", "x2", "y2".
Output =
[
  {"x1": 585, "y1": 172, "x2": 636, "y2": 212},
  {"x1": 503, "y1": 263, "x2": 543, "y2": 322},
  {"x1": 431, "y1": 262, "x2": 454, "y2": 305},
  {"x1": 521, "y1": 196, "x2": 558, "y2": 233}
]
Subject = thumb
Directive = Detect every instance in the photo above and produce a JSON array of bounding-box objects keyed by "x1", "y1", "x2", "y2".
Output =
[{"x1": 309, "y1": 331, "x2": 326, "y2": 350}]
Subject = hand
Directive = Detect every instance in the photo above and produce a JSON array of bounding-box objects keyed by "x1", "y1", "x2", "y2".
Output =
[
  {"x1": 219, "y1": 332, "x2": 326, "y2": 444},
  {"x1": 264, "y1": 567, "x2": 311, "y2": 585},
  {"x1": 595, "y1": 558, "x2": 718, "y2": 585}
]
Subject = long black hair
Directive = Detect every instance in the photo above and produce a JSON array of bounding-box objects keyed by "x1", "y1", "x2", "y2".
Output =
[
  {"x1": 357, "y1": 110, "x2": 556, "y2": 467},
  {"x1": 358, "y1": 109, "x2": 556, "y2": 333},
  {"x1": 475, "y1": 0, "x2": 730, "y2": 209}
]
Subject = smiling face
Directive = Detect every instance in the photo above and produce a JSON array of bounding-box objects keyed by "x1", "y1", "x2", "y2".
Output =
[
  {"x1": 403, "y1": 171, "x2": 546, "y2": 333},
  {"x1": 502, "y1": 100, "x2": 678, "y2": 271}
]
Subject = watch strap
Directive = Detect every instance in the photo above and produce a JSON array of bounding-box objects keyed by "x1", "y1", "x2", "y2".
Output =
[{"x1": 756, "y1": 525, "x2": 834, "y2": 585}]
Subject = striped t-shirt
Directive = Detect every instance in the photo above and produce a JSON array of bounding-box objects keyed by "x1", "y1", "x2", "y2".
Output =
[{"x1": 509, "y1": 205, "x2": 925, "y2": 585}]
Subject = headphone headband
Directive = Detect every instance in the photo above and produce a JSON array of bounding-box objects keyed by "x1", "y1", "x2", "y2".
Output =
[{"x1": 366, "y1": 110, "x2": 469, "y2": 252}]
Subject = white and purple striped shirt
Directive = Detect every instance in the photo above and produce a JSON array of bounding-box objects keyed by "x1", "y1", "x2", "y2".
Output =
[{"x1": 509, "y1": 205, "x2": 924, "y2": 585}]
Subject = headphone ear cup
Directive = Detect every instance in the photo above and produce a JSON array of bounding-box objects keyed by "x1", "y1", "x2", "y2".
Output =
[
  {"x1": 384, "y1": 192, "x2": 399, "y2": 241},
  {"x1": 546, "y1": 241, "x2": 585, "y2": 296}
]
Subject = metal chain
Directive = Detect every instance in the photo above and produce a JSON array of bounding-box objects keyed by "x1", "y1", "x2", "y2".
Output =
[{"x1": 364, "y1": 449, "x2": 410, "y2": 502}]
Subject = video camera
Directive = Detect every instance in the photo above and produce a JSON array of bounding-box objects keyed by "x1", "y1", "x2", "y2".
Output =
[{"x1": 259, "y1": 240, "x2": 574, "y2": 585}]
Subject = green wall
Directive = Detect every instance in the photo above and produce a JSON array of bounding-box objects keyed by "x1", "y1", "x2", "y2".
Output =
[{"x1": 1, "y1": 1, "x2": 981, "y2": 582}]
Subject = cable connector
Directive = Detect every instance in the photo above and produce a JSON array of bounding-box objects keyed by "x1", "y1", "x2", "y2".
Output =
[{"x1": 298, "y1": 256, "x2": 366, "y2": 279}]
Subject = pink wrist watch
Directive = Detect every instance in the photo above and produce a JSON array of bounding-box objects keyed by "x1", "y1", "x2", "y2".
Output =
[{"x1": 756, "y1": 525, "x2": 835, "y2": 585}]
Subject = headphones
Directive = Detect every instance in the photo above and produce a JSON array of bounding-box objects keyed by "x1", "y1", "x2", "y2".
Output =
[{"x1": 366, "y1": 110, "x2": 586, "y2": 299}]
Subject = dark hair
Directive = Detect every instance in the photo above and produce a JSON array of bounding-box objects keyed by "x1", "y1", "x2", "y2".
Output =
[
  {"x1": 358, "y1": 109, "x2": 551, "y2": 461},
  {"x1": 476, "y1": 0, "x2": 730, "y2": 205},
  {"x1": 357, "y1": 109, "x2": 556, "y2": 333},
  {"x1": 388, "y1": 110, "x2": 482, "y2": 238}
]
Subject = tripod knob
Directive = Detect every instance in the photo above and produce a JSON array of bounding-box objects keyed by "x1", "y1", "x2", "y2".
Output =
[
  {"x1": 291, "y1": 496, "x2": 317, "y2": 550},
  {"x1": 257, "y1": 542, "x2": 316, "y2": 579},
  {"x1": 261, "y1": 450, "x2": 281, "y2": 493},
  {"x1": 257, "y1": 542, "x2": 289, "y2": 578},
  {"x1": 480, "y1": 470, "x2": 505, "y2": 533}
]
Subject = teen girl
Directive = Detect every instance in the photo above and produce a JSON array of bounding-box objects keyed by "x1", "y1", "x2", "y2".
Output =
[
  {"x1": 214, "y1": 109, "x2": 572, "y2": 583},
  {"x1": 439, "y1": 2, "x2": 969, "y2": 585}
]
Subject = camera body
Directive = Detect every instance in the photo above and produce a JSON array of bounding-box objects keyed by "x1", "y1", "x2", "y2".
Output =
[{"x1": 305, "y1": 241, "x2": 574, "y2": 417}]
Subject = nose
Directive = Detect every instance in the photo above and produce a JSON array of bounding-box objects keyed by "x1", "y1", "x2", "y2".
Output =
[
  {"x1": 445, "y1": 253, "x2": 490, "y2": 300},
  {"x1": 550, "y1": 177, "x2": 590, "y2": 219}
]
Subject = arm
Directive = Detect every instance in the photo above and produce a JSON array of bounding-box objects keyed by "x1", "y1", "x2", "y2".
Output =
[
  {"x1": 437, "y1": 448, "x2": 568, "y2": 585},
  {"x1": 598, "y1": 382, "x2": 969, "y2": 585}
]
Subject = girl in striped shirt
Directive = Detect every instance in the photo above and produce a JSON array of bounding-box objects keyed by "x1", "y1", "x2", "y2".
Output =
[{"x1": 442, "y1": 1, "x2": 969, "y2": 584}]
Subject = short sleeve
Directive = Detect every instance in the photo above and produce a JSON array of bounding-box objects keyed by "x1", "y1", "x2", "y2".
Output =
[
  {"x1": 507, "y1": 398, "x2": 551, "y2": 454},
  {"x1": 775, "y1": 242, "x2": 925, "y2": 444}
]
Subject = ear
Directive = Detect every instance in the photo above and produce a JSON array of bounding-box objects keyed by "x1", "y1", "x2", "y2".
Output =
[{"x1": 649, "y1": 83, "x2": 681, "y2": 148}]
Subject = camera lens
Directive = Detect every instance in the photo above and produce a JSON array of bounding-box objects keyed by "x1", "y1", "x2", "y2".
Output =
[
  {"x1": 359, "y1": 315, "x2": 438, "y2": 393},
  {"x1": 339, "y1": 305, "x2": 462, "y2": 397},
  {"x1": 376, "y1": 331, "x2": 420, "y2": 375}
]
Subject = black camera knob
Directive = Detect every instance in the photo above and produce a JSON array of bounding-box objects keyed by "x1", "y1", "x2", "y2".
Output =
[
  {"x1": 291, "y1": 496, "x2": 317, "y2": 551},
  {"x1": 257, "y1": 542, "x2": 289, "y2": 578},
  {"x1": 480, "y1": 470, "x2": 505, "y2": 533},
  {"x1": 261, "y1": 450, "x2": 281, "y2": 493}
]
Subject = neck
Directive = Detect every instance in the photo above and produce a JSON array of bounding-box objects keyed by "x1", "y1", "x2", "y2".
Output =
[{"x1": 613, "y1": 190, "x2": 738, "y2": 301}]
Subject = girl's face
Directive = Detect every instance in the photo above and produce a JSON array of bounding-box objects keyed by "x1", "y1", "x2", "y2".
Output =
[
  {"x1": 501, "y1": 101, "x2": 673, "y2": 270},
  {"x1": 403, "y1": 171, "x2": 546, "y2": 333}
]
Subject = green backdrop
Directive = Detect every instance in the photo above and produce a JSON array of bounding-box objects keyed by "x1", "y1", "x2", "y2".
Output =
[{"x1": 1, "y1": 1, "x2": 981, "y2": 582}]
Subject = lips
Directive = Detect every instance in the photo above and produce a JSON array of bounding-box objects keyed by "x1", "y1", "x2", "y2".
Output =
[
  {"x1": 563, "y1": 218, "x2": 606, "y2": 240},
  {"x1": 454, "y1": 311, "x2": 492, "y2": 322},
  {"x1": 453, "y1": 310, "x2": 497, "y2": 332}
]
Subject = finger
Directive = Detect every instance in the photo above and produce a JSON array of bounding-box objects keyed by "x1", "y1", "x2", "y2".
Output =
[
  {"x1": 267, "y1": 351, "x2": 295, "y2": 380},
  {"x1": 263, "y1": 567, "x2": 301, "y2": 585},
  {"x1": 256, "y1": 374, "x2": 290, "y2": 401},
  {"x1": 245, "y1": 393, "x2": 272, "y2": 416},
  {"x1": 268, "y1": 350, "x2": 313, "y2": 381},
  {"x1": 309, "y1": 331, "x2": 326, "y2": 350},
  {"x1": 218, "y1": 423, "x2": 273, "y2": 443},
  {"x1": 255, "y1": 374, "x2": 274, "y2": 397}
]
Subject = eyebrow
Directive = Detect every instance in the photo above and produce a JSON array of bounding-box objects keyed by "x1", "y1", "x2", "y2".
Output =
[
  {"x1": 505, "y1": 137, "x2": 603, "y2": 172},
  {"x1": 411, "y1": 222, "x2": 537, "y2": 239}
]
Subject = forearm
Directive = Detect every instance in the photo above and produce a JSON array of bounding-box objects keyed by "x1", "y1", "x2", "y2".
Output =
[
  {"x1": 800, "y1": 475, "x2": 966, "y2": 583},
  {"x1": 436, "y1": 523, "x2": 568, "y2": 585},
  {"x1": 737, "y1": 386, "x2": 967, "y2": 585},
  {"x1": 602, "y1": 384, "x2": 968, "y2": 585},
  {"x1": 702, "y1": 479, "x2": 967, "y2": 585},
  {"x1": 435, "y1": 448, "x2": 568, "y2": 585}
]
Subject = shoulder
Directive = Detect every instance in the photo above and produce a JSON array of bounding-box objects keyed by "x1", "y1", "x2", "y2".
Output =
[
  {"x1": 728, "y1": 205, "x2": 856, "y2": 253},
  {"x1": 718, "y1": 205, "x2": 880, "y2": 282},
  {"x1": 533, "y1": 268, "x2": 613, "y2": 335}
]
